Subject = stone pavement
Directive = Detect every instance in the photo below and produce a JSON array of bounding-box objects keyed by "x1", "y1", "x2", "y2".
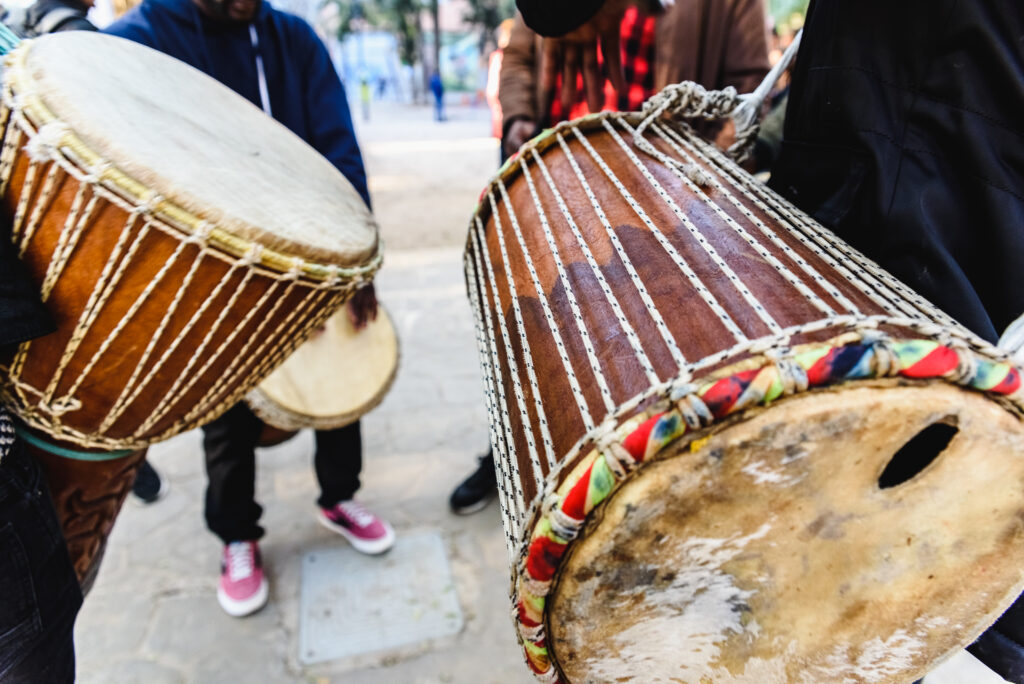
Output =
[{"x1": 74, "y1": 102, "x2": 1007, "y2": 684}]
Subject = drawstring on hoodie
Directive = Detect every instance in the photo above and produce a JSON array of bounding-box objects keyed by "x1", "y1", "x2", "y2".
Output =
[
  {"x1": 187, "y1": 0, "x2": 272, "y2": 117},
  {"x1": 249, "y1": 24, "x2": 272, "y2": 116}
]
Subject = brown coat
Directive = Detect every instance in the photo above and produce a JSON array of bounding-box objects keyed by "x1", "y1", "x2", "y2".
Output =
[{"x1": 499, "y1": 0, "x2": 771, "y2": 133}]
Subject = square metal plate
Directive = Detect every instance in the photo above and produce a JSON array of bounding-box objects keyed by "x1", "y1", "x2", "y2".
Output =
[{"x1": 299, "y1": 530, "x2": 464, "y2": 664}]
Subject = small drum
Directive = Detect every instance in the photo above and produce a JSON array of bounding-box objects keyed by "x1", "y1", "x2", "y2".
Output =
[
  {"x1": 467, "y1": 108, "x2": 1024, "y2": 682},
  {"x1": 246, "y1": 307, "x2": 399, "y2": 430},
  {"x1": 0, "y1": 33, "x2": 380, "y2": 451}
]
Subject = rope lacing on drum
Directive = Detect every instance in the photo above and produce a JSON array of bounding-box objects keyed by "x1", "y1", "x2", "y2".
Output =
[
  {"x1": 24, "y1": 121, "x2": 69, "y2": 162},
  {"x1": 83, "y1": 161, "x2": 111, "y2": 186},
  {"x1": 600, "y1": 439, "x2": 638, "y2": 480},
  {"x1": 764, "y1": 347, "x2": 810, "y2": 395},
  {"x1": 857, "y1": 329, "x2": 902, "y2": 378},
  {"x1": 43, "y1": 395, "x2": 81, "y2": 416},
  {"x1": 669, "y1": 382, "x2": 714, "y2": 430},
  {"x1": 241, "y1": 243, "x2": 264, "y2": 266},
  {"x1": 283, "y1": 257, "x2": 305, "y2": 281},
  {"x1": 184, "y1": 219, "x2": 214, "y2": 246},
  {"x1": 139, "y1": 190, "x2": 163, "y2": 216},
  {"x1": 544, "y1": 492, "x2": 582, "y2": 541}
]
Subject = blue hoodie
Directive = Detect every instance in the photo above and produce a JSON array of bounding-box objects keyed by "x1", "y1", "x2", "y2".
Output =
[{"x1": 104, "y1": 0, "x2": 370, "y2": 208}]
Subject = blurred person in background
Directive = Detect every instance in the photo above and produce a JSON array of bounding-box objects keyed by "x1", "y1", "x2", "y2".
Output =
[
  {"x1": 105, "y1": 0, "x2": 395, "y2": 619},
  {"x1": 485, "y1": 18, "x2": 515, "y2": 162}
]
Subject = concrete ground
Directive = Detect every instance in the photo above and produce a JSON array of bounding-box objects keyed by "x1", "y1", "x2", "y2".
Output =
[{"x1": 75, "y1": 101, "x2": 1006, "y2": 684}]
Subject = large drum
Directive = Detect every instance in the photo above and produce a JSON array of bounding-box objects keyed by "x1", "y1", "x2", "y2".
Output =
[
  {"x1": 0, "y1": 33, "x2": 380, "y2": 451},
  {"x1": 466, "y1": 108, "x2": 1024, "y2": 682},
  {"x1": 246, "y1": 306, "x2": 399, "y2": 431}
]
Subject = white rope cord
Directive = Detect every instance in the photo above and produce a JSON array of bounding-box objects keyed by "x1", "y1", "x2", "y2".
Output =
[
  {"x1": 683, "y1": 126, "x2": 958, "y2": 329},
  {"x1": 0, "y1": 102, "x2": 18, "y2": 194},
  {"x1": 10, "y1": 155, "x2": 40, "y2": 246},
  {"x1": 488, "y1": 189, "x2": 597, "y2": 432},
  {"x1": 502, "y1": 171, "x2": 623, "y2": 421},
  {"x1": 0, "y1": 124, "x2": 23, "y2": 197},
  {"x1": 523, "y1": 150, "x2": 661, "y2": 388},
  {"x1": 552, "y1": 133, "x2": 689, "y2": 370},
  {"x1": 39, "y1": 213, "x2": 151, "y2": 414},
  {"x1": 48, "y1": 221, "x2": 193, "y2": 413},
  {"x1": 473, "y1": 219, "x2": 529, "y2": 526},
  {"x1": 601, "y1": 119, "x2": 785, "y2": 337},
  {"x1": 650, "y1": 121, "x2": 907, "y2": 319},
  {"x1": 570, "y1": 125, "x2": 750, "y2": 343},
  {"x1": 39, "y1": 184, "x2": 102, "y2": 301},
  {"x1": 98, "y1": 244, "x2": 215, "y2": 433},
  {"x1": 18, "y1": 163, "x2": 62, "y2": 258},
  {"x1": 468, "y1": 235, "x2": 522, "y2": 541},
  {"x1": 465, "y1": 246, "x2": 520, "y2": 557},
  {"x1": 499, "y1": 178, "x2": 619, "y2": 421},
  {"x1": 178, "y1": 275, "x2": 319, "y2": 428},
  {"x1": 620, "y1": 118, "x2": 852, "y2": 318},
  {"x1": 476, "y1": 198, "x2": 557, "y2": 473},
  {"x1": 475, "y1": 206, "x2": 549, "y2": 490},
  {"x1": 133, "y1": 264, "x2": 262, "y2": 438}
]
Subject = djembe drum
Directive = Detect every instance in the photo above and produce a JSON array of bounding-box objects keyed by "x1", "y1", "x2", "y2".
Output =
[
  {"x1": 0, "y1": 33, "x2": 380, "y2": 581},
  {"x1": 466, "y1": 96, "x2": 1024, "y2": 683},
  {"x1": 247, "y1": 306, "x2": 399, "y2": 432}
]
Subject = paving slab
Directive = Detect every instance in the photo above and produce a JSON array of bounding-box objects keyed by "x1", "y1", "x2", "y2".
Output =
[{"x1": 300, "y1": 530, "x2": 463, "y2": 665}]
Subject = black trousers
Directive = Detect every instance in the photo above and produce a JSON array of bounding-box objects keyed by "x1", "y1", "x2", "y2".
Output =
[
  {"x1": 203, "y1": 403, "x2": 362, "y2": 544},
  {"x1": 0, "y1": 439, "x2": 81, "y2": 683}
]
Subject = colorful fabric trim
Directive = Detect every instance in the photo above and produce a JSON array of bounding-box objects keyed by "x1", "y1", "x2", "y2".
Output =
[{"x1": 514, "y1": 336, "x2": 1022, "y2": 681}]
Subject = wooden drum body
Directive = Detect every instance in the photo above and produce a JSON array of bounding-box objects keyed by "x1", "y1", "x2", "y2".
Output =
[
  {"x1": 0, "y1": 34, "x2": 380, "y2": 451},
  {"x1": 465, "y1": 112, "x2": 1024, "y2": 683}
]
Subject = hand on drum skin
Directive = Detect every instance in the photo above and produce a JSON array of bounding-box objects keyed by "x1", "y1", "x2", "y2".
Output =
[
  {"x1": 347, "y1": 283, "x2": 378, "y2": 331},
  {"x1": 539, "y1": 0, "x2": 631, "y2": 116},
  {"x1": 504, "y1": 118, "x2": 536, "y2": 157}
]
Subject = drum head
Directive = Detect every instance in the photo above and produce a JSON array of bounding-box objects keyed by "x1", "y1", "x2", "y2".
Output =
[
  {"x1": 15, "y1": 32, "x2": 377, "y2": 267},
  {"x1": 246, "y1": 307, "x2": 398, "y2": 430},
  {"x1": 547, "y1": 381, "x2": 1024, "y2": 683}
]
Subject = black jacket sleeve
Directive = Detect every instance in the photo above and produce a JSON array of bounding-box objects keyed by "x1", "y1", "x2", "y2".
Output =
[
  {"x1": 516, "y1": 0, "x2": 605, "y2": 37},
  {"x1": 0, "y1": 218, "x2": 54, "y2": 347}
]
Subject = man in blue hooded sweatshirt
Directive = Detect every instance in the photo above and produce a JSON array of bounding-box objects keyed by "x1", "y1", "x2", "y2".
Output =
[{"x1": 105, "y1": 0, "x2": 395, "y2": 618}]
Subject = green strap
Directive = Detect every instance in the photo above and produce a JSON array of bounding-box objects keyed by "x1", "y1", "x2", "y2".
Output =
[{"x1": 16, "y1": 426, "x2": 133, "y2": 461}]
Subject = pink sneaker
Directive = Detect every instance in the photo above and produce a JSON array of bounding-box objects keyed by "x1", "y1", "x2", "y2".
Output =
[
  {"x1": 318, "y1": 500, "x2": 395, "y2": 555},
  {"x1": 217, "y1": 541, "x2": 269, "y2": 617}
]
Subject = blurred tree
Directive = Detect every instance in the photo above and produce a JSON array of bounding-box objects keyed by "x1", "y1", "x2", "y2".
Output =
[
  {"x1": 463, "y1": 0, "x2": 515, "y2": 51},
  {"x1": 767, "y1": 0, "x2": 809, "y2": 29}
]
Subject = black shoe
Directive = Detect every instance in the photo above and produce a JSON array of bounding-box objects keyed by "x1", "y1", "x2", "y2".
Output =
[
  {"x1": 131, "y1": 460, "x2": 168, "y2": 504},
  {"x1": 449, "y1": 453, "x2": 497, "y2": 515}
]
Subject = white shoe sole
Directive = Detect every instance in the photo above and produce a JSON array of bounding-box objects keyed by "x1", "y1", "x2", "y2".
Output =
[
  {"x1": 317, "y1": 511, "x2": 396, "y2": 555},
  {"x1": 217, "y1": 578, "x2": 269, "y2": 618}
]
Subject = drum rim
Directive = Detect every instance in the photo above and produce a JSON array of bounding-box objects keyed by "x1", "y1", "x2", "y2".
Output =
[
  {"x1": 507, "y1": 328, "x2": 1024, "y2": 681},
  {"x1": 3, "y1": 41, "x2": 383, "y2": 285},
  {"x1": 244, "y1": 306, "x2": 400, "y2": 431},
  {"x1": 544, "y1": 381, "x2": 1024, "y2": 684}
]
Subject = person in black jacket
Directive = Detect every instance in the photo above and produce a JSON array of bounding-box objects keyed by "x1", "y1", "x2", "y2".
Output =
[
  {"x1": 0, "y1": 218, "x2": 81, "y2": 683},
  {"x1": 513, "y1": 0, "x2": 1024, "y2": 681}
]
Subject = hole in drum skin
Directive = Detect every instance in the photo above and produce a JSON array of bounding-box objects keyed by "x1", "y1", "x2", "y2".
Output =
[{"x1": 878, "y1": 418, "x2": 960, "y2": 489}]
